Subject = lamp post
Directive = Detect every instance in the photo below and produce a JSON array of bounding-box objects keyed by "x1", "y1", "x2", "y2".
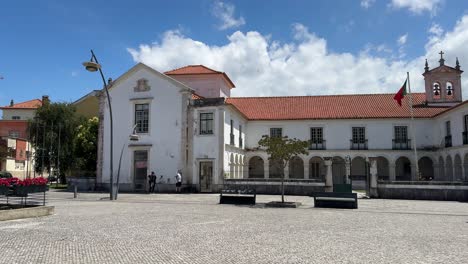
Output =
[
  {"x1": 82, "y1": 50, "x2": 115, "y2": 200},
  {"x1": 115, "y1": 126, "x2": 139, "y2": 200}
]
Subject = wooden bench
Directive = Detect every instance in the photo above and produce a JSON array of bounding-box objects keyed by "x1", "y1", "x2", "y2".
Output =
[
  {"x1": 220, "y1": 188, "x2": 256, "y2": 205},
  {"x1": 311, "y1": 192, "x2": 358, "y2": 209}
]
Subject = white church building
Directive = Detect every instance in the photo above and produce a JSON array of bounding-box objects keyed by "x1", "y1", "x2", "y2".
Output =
[{"x1": 96, "y1": 52, "x2": 468, "y2": 200}]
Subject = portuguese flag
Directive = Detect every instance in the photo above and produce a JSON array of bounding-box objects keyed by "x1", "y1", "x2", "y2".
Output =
[{"x1": 393, "y1": 79, "x2": 407, "y2": 106}]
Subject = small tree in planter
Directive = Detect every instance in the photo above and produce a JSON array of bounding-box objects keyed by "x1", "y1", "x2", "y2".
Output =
[{"x1": 258, "y1": 135, "x2": 309, "y2": 203}]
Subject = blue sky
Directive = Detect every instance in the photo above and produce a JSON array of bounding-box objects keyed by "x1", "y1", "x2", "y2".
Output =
[{"x1": 1, "y1": 0, "x2": 468, "y2": 107}]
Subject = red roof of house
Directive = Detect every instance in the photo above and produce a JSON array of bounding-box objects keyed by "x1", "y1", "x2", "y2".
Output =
[
  {"x1": 191, "y1": 93, "x2": 204, "y2": 100},
  {"x1": 0, "y1": 99, "x2": 42, "y2": 110},
  {"x1": 226, "y1": 93, "x2": 452, "y2": 120},
  {"x1": 165, "y1": 65, "x2": 236, "y2": 88}
]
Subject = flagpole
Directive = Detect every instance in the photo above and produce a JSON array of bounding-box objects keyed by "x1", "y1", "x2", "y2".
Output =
[{"x1": 407, "y1": 72, "x2": 420, "y2": 180}]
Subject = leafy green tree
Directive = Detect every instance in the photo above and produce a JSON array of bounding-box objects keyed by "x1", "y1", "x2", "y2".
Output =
[
  {"x1": 28, "y1": 102, "x2": 80, "y2": 178},
  {"x1": 258, "y1": 135, "x2": 309, "y2": 203},
  {"x1": 0, "y1": 139, "x2": 8, "y2": 170},
  {"x1": 73, "y1": 117, "x2": 98, "y2": 176}
]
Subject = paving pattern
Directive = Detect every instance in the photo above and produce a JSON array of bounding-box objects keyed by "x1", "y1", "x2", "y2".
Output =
[{"x1": 0, "y1": 191, "x2": 467, "y2": 264}]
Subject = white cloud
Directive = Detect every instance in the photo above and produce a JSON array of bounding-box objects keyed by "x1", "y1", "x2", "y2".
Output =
[
  {"x1": 361, "y1": 0, "x2": 376, "y2": 9},
  {"x1": 397, "y1": 33, "x2": 408, "y2": 45},
  {"x1": 128, "y1": 15, "x2": 468, "y2": 99},
  {"x1": 211, "y1": 1, "x2": 245, "y2": 30},
  {"x1": 429, "y1": 23, "x2": 444, "y2": 36},
  {"x1": 390, "y1": 0, "x2": 442, "y2": 14}
]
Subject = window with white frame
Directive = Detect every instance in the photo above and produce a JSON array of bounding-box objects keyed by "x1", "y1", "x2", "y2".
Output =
[
  {"x1": 394, "y1": 126, "x2": 408, "y2": 143},
  {"x1": 445, "y1": 121, "x2": 451, "y2": 136},
  {"x1": 135, "y1": 104, "x2": 149, "y2": 133},
  {"x1": 352, "y1": 127, "x2": 365, "y2": 143},
  {"x1": 200, "y1": 113, "x2": 214, "y2": 135},
  {"x1": 270, "y1": 128, "x2": 282, "y2": 138},
  {"x1": 9, "y1": 130, "x2": 20, "y2": 138}
]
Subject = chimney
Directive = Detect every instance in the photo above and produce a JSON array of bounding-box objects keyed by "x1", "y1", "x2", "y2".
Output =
[
  {"x1": 9, "y1": 99, "x2": 13, "y2": 107},
  {"x1": 42, "y1": 95, "x2": 50, "y2": 106}
]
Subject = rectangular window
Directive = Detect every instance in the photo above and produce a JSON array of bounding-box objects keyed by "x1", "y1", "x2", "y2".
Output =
[
  {"x1": 135, "y1": 104, "x2": 149, "y2": 133},
  {"x1": 310, "y1": 127, "x2": 323, "y2": 143},
  {"x1": 200, "y1": 113, "x2": 214, "y2": 135},
  {"x1": 12, "y1": 116, "x2": 20, "y2": 120},
  {"x1": 352, "y1": 127, "x2": 365, "y2": 143},
  {"x1": 464, "y1": 115, "x2": 468, "y2": 132},
  {"x1": 446, "y1": 121, "x2": 451, "y2": 136},
  {"x1": 230, "y1": 119, "x2": 234, "y2": 145},
  {"x1": 9, "y1": 130, "x2": 20, "y2": 138},
  {"x1": 239, "y1": 125, "x2": 243, "y2": 148},
  {"x1": 270, "y1": 128, "x2": 282, "y2": 138},
  {"x1": 394, "y1": 126, "x2": 408, "y2": 142}
]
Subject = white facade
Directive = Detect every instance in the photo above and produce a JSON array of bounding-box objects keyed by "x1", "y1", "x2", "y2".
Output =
[{"x1": 99, "y1": 62, "x2": 468, "y2": 193}]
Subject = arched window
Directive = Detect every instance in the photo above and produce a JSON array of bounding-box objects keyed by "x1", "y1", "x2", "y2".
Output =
[
  {"x1": 446, "y1": 81, "x2": 454, "y2": 97},
  {"x1": 433, "y1": 82, "x2": 441, "y2": 98}
]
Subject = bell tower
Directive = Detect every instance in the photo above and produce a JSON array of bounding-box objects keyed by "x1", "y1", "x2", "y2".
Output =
[{"x1": 423, "y1": 51, "x2": 463, "y2": 105}]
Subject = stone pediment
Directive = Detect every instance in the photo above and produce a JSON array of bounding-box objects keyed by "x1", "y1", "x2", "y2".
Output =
[{"x1": 424, "y1": 65, "x2": 462, "y2": 75}]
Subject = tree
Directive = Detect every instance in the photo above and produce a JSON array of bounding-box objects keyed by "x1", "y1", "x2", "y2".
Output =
[
  {"x1": 28, "y1": 102, "x2": 80, "y2": 178},
  {"x1": 258, "y1": 135, "x2": 309, "y2": 203},
  {"x1": 73, "y1": 117, "x2": 98, "y2": 176},
  {"x1": 0, "y1": 139, "x2": 8, "y2": 170}
]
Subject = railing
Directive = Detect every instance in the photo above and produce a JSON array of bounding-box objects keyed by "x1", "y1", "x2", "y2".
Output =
[
  {"x1": 309, "y1": 140, "x2": 326, "y2": 150},
  {"x1": 463, "y1": 131, "x2": 468, "y2": 145},
  {"x1": 230, "y1": 134, "x2": 234, "y2": 145},
  {"x1": 392, "y1": 139, "x2": 411, "y2": 150},
  {"x1": 445, "y1": 135, "x2": 452, "y2": 148},
  {"x1": 350, "y1": 139, "x2": 368, "y2": 150}
]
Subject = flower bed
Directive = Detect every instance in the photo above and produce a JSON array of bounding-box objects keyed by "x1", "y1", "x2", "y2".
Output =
[{"x1": 0, "y1": 177, "x2": 48, "y2": 196}]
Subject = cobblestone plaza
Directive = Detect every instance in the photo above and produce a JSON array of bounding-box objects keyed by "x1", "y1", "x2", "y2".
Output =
[{"x1": 1, "y1": 191, "x2": 467, "y2": 264}]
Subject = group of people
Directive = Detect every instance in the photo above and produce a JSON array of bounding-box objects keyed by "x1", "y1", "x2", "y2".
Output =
[{"x1": 148, "y1": 170, "x2": 182, "y2": 193}]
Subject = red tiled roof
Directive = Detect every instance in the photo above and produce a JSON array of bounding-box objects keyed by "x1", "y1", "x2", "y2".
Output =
[
  {"x1": 226, "y1": 93, "x2": 451, "y2": 120},
  {"x1": 0, "y1": 99, "x2": 42, "y2": 110},
  {"x1": 165, "y1": 65, "x2": 236, "y2": 88}
]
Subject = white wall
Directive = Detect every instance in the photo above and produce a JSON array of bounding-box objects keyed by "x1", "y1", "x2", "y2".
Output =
[
  {"x1": 2, "y1": 109, "x2": 36, "y2": 120},
  {"x1": 101, "y1": 66, "x2": 186, "y2": 188},
  {"x1": 434, "y1": 104, "x2": 468, "y2": 147},
  {"x1": 170, "y1": 75, "x2": 231, "y2": 98},
  {"x1": 245, "y1": 119, "x2": 434, "y2": 150}
]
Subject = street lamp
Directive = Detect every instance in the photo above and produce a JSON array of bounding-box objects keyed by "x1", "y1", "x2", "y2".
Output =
[
  {"x1": 115, "y1": 126, "x2": 139, "y2": 200},
  {"x1": 82, "y1": 50, "x2": 115, "y2": 200}
]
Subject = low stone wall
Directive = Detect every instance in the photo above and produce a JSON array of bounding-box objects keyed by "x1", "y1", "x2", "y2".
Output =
[
  {"x1": 377, "y1": 181, "x2": 468, "y2": 201},
  {"x1": 0, "y1": 206, "x2": 54, "y2": 221},
  {"x1": 224, "y1": 179, "x2": 325, "y2": 195},
  {"x1": 67, "y1": 177, "x2": 97, "y2": 192}
]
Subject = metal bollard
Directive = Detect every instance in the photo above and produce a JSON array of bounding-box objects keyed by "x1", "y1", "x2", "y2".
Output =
[{"x1": 74, "y1": 185, "x2": 78, "y2": 199}]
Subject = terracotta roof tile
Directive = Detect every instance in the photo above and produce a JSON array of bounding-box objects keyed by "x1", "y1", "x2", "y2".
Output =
[
  {"x1": 226, "y1": 93, "x2": 451, "y2": 120},
  {"x1": 191, "y1": 93, "x2": 204, "y2": 99},
  {"x1": 165, "y1": 65, "x2": 235, "y2": 88},
  {"x1": 0, "y1": 99, "x2": 42, "y2": 110}
]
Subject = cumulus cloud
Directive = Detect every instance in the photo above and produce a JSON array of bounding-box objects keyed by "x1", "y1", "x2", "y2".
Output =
[
  {"x1": 390, "y1": 0, "x2": 442, "y2": 14},
  {"x1": 361, "y1": 0, "x2": 376, "y2": 9},
  {"x1": 128, "y1": 15, "x2": 468, "y2": 99},
  {"x1": 211, "y1": 1, "x2": 245, "y2": 30}
]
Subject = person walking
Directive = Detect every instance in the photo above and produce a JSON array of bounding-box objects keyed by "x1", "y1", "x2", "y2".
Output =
[
  {"x1": 148, "y1": 171, "x2": 157, "y2": 193},
  {"x1": 175, "y1": 170, "x2": 182, "y2": 193}
]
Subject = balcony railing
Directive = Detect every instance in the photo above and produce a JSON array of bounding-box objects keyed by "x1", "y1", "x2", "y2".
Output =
[
  {"x1": 445, "y1": 135, "x2": 452, "y2": 148},
  {"x1": 463, "y1": 131, "x2": 468, "y2": 145},
  {"x1": 230, "y1": 134, "x2": 234, "y2": 145},
  {"x1": 392, "y1": 139, "x2": 411, "y2": 150},
  {"x1": 350, "y1": 139, "x2": 368, "y2": 150},
  {"x1": 309, "y1": 140, "x2": 326, "y2": 150}
]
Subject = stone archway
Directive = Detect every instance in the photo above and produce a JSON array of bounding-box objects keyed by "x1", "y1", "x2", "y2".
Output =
[
  {"x1": 464, "y1": 153, "x2": 468, "y2": 181},
  {"x1": 309, "y1": 156, "x2": 325, "y2": 180},
  {"x1": 418, "y1": 157, "x2": 434, "y2": 180},
  {"x1": 351, "y1": 156, "x2": 367, "y2": 189},
  {"x1": 446, "y1": 155, "x2": 453, "y2": 181},
  {"x1": 454, "y1": 154, "x2": 462, "y2": 181},
  {"x1": 234, "y1": 155, "x2": 239, "y2": 178},
  {"x1": 332, "y1": 156, "x2": 346, "y2": 185},
  {"x1": 376, "y1": 156, "x2": 389, "y2": 181},
  {"x1": 229, "y1": 154, "x2": 234, "y2": 179},
  {"x1": 395, "y1": 156, "x2": 411, "y2": 181},
  {"x1": 438, "y1": 156, "x2": 445, "y2": 181},
  {"x1": 248, "y1": 156, "x2": 264, "y2": 178},
  {"x1": 289, "y1": 156, "x2": 304, "y2": 179}
]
